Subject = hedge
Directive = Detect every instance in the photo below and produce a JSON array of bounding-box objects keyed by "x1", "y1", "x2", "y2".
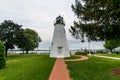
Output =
[
  {"x1": 0, "y1": 40, "x2": 6, "y2": 69},
  {"x1": 75, "y1": 51, "x2": 88, "y2": 55}
]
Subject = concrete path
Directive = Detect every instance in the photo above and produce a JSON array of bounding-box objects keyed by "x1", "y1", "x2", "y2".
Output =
[
  {"x1": 49, "y1": 58, "x2": 70, "y2": 80},
  {"x1": 94, "y1": 55, "x2": 120, "y2": 60}
]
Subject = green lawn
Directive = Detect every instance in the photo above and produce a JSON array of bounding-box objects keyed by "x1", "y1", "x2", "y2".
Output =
[
  {"x1": 66, "y1": 56, "x2": 120, "y2": 80},
  {"x1": 98, "y1": 53, "x2": 120, "y2": 58},
  {"x1": 0, "y1": 54, "x2": 56, "y2": 80}
]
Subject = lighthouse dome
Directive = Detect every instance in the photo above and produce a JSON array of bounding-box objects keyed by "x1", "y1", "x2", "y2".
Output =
[{"x1": 54, "y1": 15, "x2": 65, "y2": 26}]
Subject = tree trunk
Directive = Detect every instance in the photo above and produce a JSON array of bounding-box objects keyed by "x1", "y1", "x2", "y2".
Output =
[
  {"x1": 110, "y1": 48, "x2": 113, "y2": 53},
  {"x1": 26, "y1": 50, "x2": 29, "y2": 54},
  {"x1": 5, "y1": 48, "x2": 8, "y2": 57},
  {"x1": 22, "y1": 49, "x2": 24, "y2": 54}
]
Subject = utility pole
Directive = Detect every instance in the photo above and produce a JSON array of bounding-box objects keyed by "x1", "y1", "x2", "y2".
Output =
[{"x1": 88, "y1": 39, "x2": 91, "y2": 57}]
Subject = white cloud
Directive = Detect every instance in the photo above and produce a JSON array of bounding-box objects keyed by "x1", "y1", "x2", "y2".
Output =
[{"x1": 0, "y1": 0, "x2": 104, "y2": 49}]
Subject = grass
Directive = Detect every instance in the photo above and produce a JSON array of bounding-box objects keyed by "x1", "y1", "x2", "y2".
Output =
[
  {"x1": 66, "y1": 56, "x2": 120, "y2": 80},
  {"x1": 98, "y1": 53, "x2": 120, "y2": 58},
  {"x1": 64, "y1": 55, "x2": 80, "y2": 59},
  {"x1": 0, "y1": 54, "x2": 56, "y2": 80}
]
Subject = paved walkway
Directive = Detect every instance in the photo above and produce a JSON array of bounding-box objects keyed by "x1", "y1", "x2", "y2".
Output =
[
  {"x1": 94, "y1": 55, "x2": 120, "y2": 60},
  {"x1": 49, "y1": 58, "x2": 70, "y2": 80}
]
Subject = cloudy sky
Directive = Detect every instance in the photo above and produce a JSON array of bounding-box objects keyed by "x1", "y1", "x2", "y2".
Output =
[{"x1": 0, "y1": 0, "x2": 105, "y2": 50}]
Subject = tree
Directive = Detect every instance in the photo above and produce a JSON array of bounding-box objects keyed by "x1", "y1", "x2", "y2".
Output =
[
  {"x1": 0, "y1": 40, "x2": 6, "y2": 69},
  {"x1": 20, "y1": 28, "x2": 41, "y2": 54},
  {"x1": 0, "y1": 20, "x2": 22, "y2": 56},
  {"x1": 70, "y1": 0, "x2": 120, "y2": 41},
  {"x1": 104, "y1": 39, "x2": 120, "y2": 53},
  {"x1": 15, "y1": 29, "x2": 29, "y2": 54}
]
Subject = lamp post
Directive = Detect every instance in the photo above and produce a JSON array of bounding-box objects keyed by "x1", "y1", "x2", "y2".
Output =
[{"x1": 88, "y1": 38, "x2": 91, "y2": 57}]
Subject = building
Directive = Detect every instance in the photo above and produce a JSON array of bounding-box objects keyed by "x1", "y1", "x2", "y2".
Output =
[{"x1": 50, "y1": 15, "x2": 70, "y2": 58}]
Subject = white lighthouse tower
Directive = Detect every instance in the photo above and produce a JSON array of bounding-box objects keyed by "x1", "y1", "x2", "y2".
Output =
[{"x1": 50, "y1": 15, "x2": 70, "y2": 58}]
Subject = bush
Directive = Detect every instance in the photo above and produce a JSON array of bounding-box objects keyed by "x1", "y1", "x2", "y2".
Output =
[
  {"x1": 0, "y1": 40, "x2": 6, "y2": 69},
  {"x1": 75, "y1": 51, "x2": 88, "y2": 55}
]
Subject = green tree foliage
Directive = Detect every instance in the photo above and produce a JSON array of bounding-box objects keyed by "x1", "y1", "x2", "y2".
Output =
[
  {"x1": 20, "y1": 28, "x2": 41, "y2": 54},
  {"x1": 104, "y1": 39, "x2": 120, "y2": 53},
  {"x1": 0, "y1": 20, "x2": 22, "y2": 56},
  {"x1": 0, "y1": 40, "x2": 6, "y2": 69},
  {"x1": 15, "y1": 29, "x2": 29, "y2": 54},
  {"x1": 70, "y1": 0, "x2": 120, "y2": 41}
]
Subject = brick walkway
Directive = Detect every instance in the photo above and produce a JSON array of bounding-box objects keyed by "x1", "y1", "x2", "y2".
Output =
[{"x1": 49, "y1": 58, "x2": 70, "y2": 80}]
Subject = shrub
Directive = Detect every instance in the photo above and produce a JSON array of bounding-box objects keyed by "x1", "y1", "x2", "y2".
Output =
[
  {"x1": 75, "y1": 51, "x2": 88, "y2": 55},
  {"x1": 0, "y1": 40, "x2": 6, "y2": 69},
  {"x1": 96, "y1": 50, "x2": 105, "y2": 53}
]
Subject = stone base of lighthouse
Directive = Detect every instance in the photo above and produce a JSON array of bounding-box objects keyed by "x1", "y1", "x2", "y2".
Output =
[{"x1": 50, "y1": 47, "x2": 70, "y2": 58}]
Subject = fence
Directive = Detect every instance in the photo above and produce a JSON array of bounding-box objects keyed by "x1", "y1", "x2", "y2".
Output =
[{"x1": 8, "y1": 50, "x2": 81, "y2": 54}]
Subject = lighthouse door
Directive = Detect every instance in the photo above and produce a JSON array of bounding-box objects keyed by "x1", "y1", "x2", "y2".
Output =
[{"x1": 57, "y1": 47, "x2": 63, "y2": 58}]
